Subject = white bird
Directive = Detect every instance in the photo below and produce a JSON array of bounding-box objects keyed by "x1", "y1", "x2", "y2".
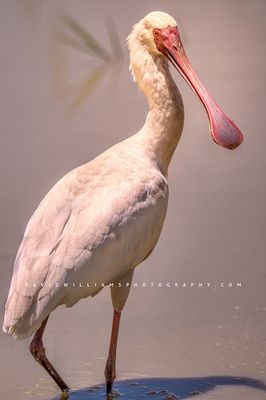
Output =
[{"x1": 3, "y1": 11, "x2": 243, "y2": 399}]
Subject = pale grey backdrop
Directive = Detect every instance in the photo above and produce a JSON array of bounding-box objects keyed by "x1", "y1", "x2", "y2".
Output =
[{"x1": 0, "y1": 1, "x2": 265, "y2": 399}]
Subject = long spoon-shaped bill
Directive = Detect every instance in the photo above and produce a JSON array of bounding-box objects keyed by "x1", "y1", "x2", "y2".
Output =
[{"x1": 154, "y1": 27, "x2": 243, "y2": 150}]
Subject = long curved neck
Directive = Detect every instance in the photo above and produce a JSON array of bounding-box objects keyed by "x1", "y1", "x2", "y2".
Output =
[{"x1": 130, "y1": 43, "x2": 184, "y2": 175}]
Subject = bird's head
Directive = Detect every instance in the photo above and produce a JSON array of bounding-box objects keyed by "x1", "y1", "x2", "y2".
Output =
[
  {"x1": 128, "y1": 11, "x2": 244, "y2": 150},
  {"x1": 128, "y1": 12, "x2": 177, "y2": 55}
]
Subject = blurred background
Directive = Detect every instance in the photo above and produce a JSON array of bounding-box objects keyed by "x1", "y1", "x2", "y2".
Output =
[{"x1": 0, "y1": 1, "x2": 265, "y2": 399}]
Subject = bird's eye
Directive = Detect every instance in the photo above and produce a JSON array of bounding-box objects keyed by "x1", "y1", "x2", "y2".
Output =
[{"x1": 153, "y1": 29, "x2": 160, "y2": 38}]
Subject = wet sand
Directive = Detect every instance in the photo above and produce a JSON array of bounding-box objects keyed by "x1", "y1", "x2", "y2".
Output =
[{"x1": 0, "y1": 1, "x2": 266, "y2": 399}]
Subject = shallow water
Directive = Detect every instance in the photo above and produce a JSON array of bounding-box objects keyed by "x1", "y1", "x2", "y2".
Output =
[
  {"x1": 0, "y1": 1, "x2": 266, "y2": 400},
  {"x1": 51, "y1": 376, "x2": 266, "y2": 399}
]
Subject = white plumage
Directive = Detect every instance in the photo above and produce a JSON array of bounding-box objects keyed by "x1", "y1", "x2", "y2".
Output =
[
  {"x1": 3, "y1": 12, "x2": 184, "y2": 339},
  {"x1": 4, "y1": 141, "x2": 170, "y2": 338},
  {"x1": 2, "y1": 11, "x2": 243, "y2": 397}
]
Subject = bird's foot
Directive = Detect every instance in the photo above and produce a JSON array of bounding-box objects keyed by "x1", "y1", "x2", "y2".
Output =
[
  {"x1": 106, "y1": 387, "x2": 122, "y2": 399},
  {"x1": 60, "y1": 388, "x2": 71, "y2": 400}
]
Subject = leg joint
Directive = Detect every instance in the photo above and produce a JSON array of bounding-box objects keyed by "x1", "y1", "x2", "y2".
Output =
[{"x1": 30, "y1": 339, "x2": 45, "y2": 362}]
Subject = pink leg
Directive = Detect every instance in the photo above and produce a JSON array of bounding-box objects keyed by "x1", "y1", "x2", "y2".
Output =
[
  {"x1": 30, "y1": 316, "x2": 70, "y2": 399},
  {"x1": 105, "y1": 310, "x2": 121, "y2": 396}
]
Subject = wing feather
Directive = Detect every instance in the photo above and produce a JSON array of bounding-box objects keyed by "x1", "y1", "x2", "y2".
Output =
[
  {"x1": 3, "y1": 142, "x2": 169, "y2": 339},
  {"x1": 3, "y1": 174, "x2": 74, "y2": 336}
]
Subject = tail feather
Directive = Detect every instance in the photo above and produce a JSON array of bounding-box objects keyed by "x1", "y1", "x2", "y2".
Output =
[{"x1": 3, "y1": 290, "x2": 50, "y2": 340}]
